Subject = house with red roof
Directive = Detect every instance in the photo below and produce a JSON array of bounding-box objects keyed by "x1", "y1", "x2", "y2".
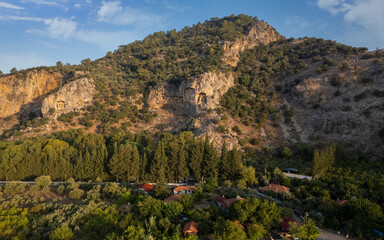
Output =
[
  {"x1": 163, "y1": 194, "x2": 181, "y2": 204},
  {"x1": 261, "y1": 184, "x2": 290, "y2": 193},
  {"x1": 173, "y1": 185, "x2": 197, "y2": 195},
  {"x1": 136, "y1": 183, "x2": 154, "y2": 194},
  {"x1": 216, "y1": 196, "x2": 245, "y2": 211},
  {"x1": 183, "y1": 221, "x2": 198, "y2": 236}
]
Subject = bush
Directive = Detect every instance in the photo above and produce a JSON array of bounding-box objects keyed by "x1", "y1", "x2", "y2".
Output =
[
  {"x1": 50, "y1": 226, "x2": 73, "y2": 240},
  {"x1": 57, "y1": 185, "x2": 65, "y2": 195},
  {"x1": 3, "y1": 182, "x2": 27, "y2": 194},
  {"x1": 69, "y1": 188, "x2": 84, "y2": 200},
  {"x1": 86, "y1": 185, "x2": 101, "y2": 201},
  {"x1": 217, "y1": 125, "x2": 228, "y2": 133},
  {"x1": 232, "y1": 126, "x2": 242, "y2": 135},
  {"x1": 35, "y1": 176, "x2": 52, "y2": 190}
]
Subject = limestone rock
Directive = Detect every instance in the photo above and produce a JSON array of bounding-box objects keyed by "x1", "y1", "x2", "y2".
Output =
[
  {"x1": 222, "y1": 20, "x2": 283, "y2": 66},
  {"x1": 0, "y1": 70, "x2": 62, "y2": 118},
  {"x1": 41, "y1": 78, "x2": 96, "y2": 118},
  {"x1": 148, "y1": 71, "x2": 234, "y2": 116}
]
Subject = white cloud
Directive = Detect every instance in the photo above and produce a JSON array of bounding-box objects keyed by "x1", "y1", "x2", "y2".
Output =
[
  {"x1": 20, "y1": 0, "x2": 67, "y2": 6},
  {"x1": 316, "y1": 0, "x2": 384, "y2": 49},
  {"x1": 25, "y1": 17, "x2": 77, "y2": 39},
  {"x1": 74, "y1": 3, "x2": 81, "y2": 8},
  {"x1": 97, "y1": 1, "x2": 165, "y2": 27},
  {"x1": 43, "y1": 17, "x2": 77, "y2": 39},
  {"x1": 316, "y1": 0, "x2": 347, "y2": 15},
  {"x1": 0, "y1": 15, "x2": 44, "y2": 21},
  {"x1": 85, "y1": 0, "x2": 91, "y2": 3},
  {"x1": 0, "y1": 2, "x2": 24, "y2": 9}
]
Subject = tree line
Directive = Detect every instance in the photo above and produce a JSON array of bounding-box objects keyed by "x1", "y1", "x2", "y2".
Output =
[{"x1": 0, "y1": 129, "x2": 247, "y2": 183}]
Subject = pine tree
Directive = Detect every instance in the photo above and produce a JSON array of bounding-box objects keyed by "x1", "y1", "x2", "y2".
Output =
[
  {"x1": 109, "y1": 143, "x2": 131, "y2": 182},
  {"x1": 168, "y1": 141, "x2": 179, "y2": 182},
  {"x1": 176, "y1": 143, "x2": 189, "y2": 181},
  {"x1": 229, "y1": 147, "x2": 243, "y2": 180},
  {"x1": 128, "y1": 145, "x2": 140, "y2": 182},
  {"x1": 202, "y1": 135, "x2": 218, "y2": 180},
  {"x1": 189, "y1": 140, "x2": 203, "y2": 182},
  {"x1": 150, "y1": 140, "x2": 168, "y2": 182},
  {"x1": 219, "y1": 141, "x2": 230, "y2": 180},
  {"x1": 139, "y1": 152, "x2": 147, "y2": 182}
]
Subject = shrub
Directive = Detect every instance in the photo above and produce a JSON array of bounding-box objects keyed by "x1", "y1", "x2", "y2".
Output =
[
  {"x1": 232, "y1": 126, "x2": 242, "y2": 135},
  {"x1": 3, "y1": 182, "x2": 27, "y2": 194},
  {"x1": 217, "y1": 125, "x2": 228, "y2": 133},
  {"x1": 57, "y1": 185, "x2": 65, "y2": 195},
  {"x1": 50, "y1": 226, "x2": 73, "y2": 240},
  {"x1": 35, "y1": 176, "x2": 52, "y2": 190},
  {"x1": 86, "y1": 185, "x2": 101, "y2": 201},
  {"x1": 69, "y1": 188, "x2": 84, "y2": 200}
]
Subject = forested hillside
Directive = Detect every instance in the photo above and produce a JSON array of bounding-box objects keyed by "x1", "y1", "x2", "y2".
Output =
[{"x1": 0, "y1": 14, "x2": 384, "y2": 239}]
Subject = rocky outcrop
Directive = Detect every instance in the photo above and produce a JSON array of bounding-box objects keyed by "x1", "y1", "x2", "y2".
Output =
[
  {"x1": 41, "y1": 78, "x2": 96, "y2": 118},
  {"x1": 0, "y1": 70, "x2": 62, "y2": 118},
  {"x1": 278, "y1": 55, "x2": 384, "y2": 158},
  {"x1": 148, "y1": 72, "x2": 234, "y2": 116},
  {"x1": 222, "y1": 21, "x2": 283, "y2": 66}
]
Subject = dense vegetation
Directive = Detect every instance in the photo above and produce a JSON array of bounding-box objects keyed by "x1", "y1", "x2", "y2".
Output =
[
  {"x1": 0, "y1": 14, "x2": 382, "y2": 239},
  {"x1": 221, "y1": 37, "x2": 367, "y2": 126},
  {"x1": 0, "y1": 129, "x2": 249, "y2": 186}
]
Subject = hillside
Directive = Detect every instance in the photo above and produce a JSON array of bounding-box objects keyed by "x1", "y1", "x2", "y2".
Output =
[{"x1": 0, "y1": 14, "x2": 383, "y2": 158}]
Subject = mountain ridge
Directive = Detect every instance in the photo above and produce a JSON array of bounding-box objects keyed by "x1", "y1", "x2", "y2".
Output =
[{"x1": 0, "y1": 14, "x2": 383, "y2": 158}]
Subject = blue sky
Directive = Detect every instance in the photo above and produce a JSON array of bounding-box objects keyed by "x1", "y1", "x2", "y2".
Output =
[{"x1": 0, "y1": 0, "x2": 383, "y2": 73}]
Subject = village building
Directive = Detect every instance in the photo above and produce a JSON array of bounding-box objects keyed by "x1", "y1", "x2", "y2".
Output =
[
  {"x1": 183, "y1": 221, "x2": 198, "y2": 236},
  {"x1": 135, "y1": 183, "x2": 154, "y2": 195},
  {"x1": 216, "y1": 196, "x2": 245, "y2": 212},
  {"x1": 260, "y1": 184, "x2": 290, "y2": 193},
  {"x1": 163, "y1": 194, "x2": 181, "y2": 204},
  {"x1": 173, "y1": 185, "x2": 197, "y2": 195}
]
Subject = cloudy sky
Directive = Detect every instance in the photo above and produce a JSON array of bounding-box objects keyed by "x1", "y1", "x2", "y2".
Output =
[{"x1": 0, "y1": 0, "x2": 383, "y2": 73}]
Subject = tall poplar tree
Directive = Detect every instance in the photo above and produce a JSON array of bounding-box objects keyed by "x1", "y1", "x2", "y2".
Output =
[
  {"x1": 128, "y1": 145, "x2": 140, "y2": 182},
  {"x1": 109, "y1": 143, "x2": 131, "y2": 182},
  {"x1": 202, "y1": 135, "x2": 218, "y2": 180},
  {"x1": 229, "y1": 147, "x2": 243, "y2": 180},
  {"x1": 219, "y1": 141, "x2": 230, "y2": 180},
  {"x1": 150, "y1": 140, "x2": 168, "y2": 182},
  {"x1": 189, "y1": 139, "x2": 203, "y2": 182},
  {"x1": 176, "y1": 143, "x2": 189, "y2": 181}
]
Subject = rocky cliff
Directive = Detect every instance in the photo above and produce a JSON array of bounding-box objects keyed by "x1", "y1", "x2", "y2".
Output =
[
  {"x1": 276, "y1": 53, "x2": 384, "y2": 158},
  {"x1": 0, "y1": 70, "x2": 62, "y2": 118},
  {"x1": 148, "y1": 71, "x2": 234, "y2": 116},
  {"x1": 222, "y1": 20, "x2": 282, "y2": 66},
  {"x1": 41, "y1": 78, "x2": 96, "y2": 118}
]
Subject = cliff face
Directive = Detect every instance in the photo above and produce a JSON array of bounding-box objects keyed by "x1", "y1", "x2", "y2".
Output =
[
  {"x1": 222, "y1": 21, "x2": 283, "y2": 66},
  {"x1": 276, "y1": 54, "x2": 384, "y2": 158},
  {"x1": 41, "y1": 78, "x2": 96, "y2": 118},
  {"x1": 0, "y1": 70, "x2": 62, "y2": 118},
  {"x1": 148, "y1": 72, "x2": 234, "y2": 116}
]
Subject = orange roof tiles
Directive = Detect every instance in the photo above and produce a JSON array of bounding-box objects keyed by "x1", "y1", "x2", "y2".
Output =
[
  {"x1": 216, "y1": 196, "x2": 245, "y2": 209},
  {"x1": 174, "y1": 185, "x2": 197, "y2": 192},
  {"x1": 261, "y1": 184, "x2": 290, "y2": 193},
  {"x1": 164, "y1": 194, "x2": 181, "y2": 204},
  {"x1": 136, "y1": 183, "x2": 154, "y2": 192},
  {"x1": 183, "y1": 221, "x2": 198, "y2": 235}
]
